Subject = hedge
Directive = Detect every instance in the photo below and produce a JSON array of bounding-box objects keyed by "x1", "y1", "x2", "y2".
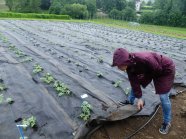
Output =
[{"x1": 0, "y1": 12, "x2": 70, "y2": 20}]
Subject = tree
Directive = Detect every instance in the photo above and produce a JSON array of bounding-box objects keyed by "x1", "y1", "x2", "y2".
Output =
[
  {"x1": 85, "y1": 0, "x2": 96, "y2": 18},
  {"x1": 127, "y1": 0, "x2": 135, "y2": 9},
  {"x1": 109, "y1": 8, "x2": 121, "y2": 19},
  {"x1": 62, "y1": 4, "x2": 88, "y2": 19},
  {"x1": 168, "y1": 10, "x2": 182, "y2": 26},
  {"x1": 140, "y1": 12, "x2": 154, "y2": 24},
  {"x1": 147, "y1": 1, "x2": 152, "y2": 6},
  {"x1": 40, "y1": 0, "x2": 51, "y2": 10},
  {"x1": 29, "y1": 0, "x2": 41, "y2": 12},
  {"x1": 116, "y1": 0, "x2": 127, "y2": 11},
  {"x1": 5, "y1": 0, "x2": 13, "y2": 11},
  {"x1": 102, "y1": 0, "x2": 117, "y2": 12},
  {"x1": 49, "y1": 0, "x2": 62, "y2": 14},
  {"x1": 13, "y1": 0, "x2": 41, "y2": 13},
  {"x1": 121, "y1": 7, "x2": 136, "y2": 21}
]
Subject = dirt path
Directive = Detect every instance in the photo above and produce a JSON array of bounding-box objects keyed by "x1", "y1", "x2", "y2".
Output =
[{"x1": 91, "y1": 89, "x2": 186, "y2": 139}]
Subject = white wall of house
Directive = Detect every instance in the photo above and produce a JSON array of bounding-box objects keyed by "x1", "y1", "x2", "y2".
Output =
[{"x1": 136, "y1": 0, "x2": 141, "y2": 12}]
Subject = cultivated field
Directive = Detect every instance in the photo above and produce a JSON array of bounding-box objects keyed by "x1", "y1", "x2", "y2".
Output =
[{"x1": 0, "y1": 20, "x2": 185, "y2": 139}]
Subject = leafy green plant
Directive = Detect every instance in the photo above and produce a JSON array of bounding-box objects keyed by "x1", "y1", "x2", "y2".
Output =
[
  {"x1": 8, "y1": 45, "x2": 16, "y2": 51},
  {"x1": 41, "y1": 73, "x2": 54, "y2": 84},
  {"x1": 67, "y1": 58, "x2": 71, "y2": 63},
  {"x1": 53, "y1": 81, "x2": 71, "y2": 96},
  {"x1": 6, "y1": 97, "x2": 14, "y2": 104},
  {"x1": 21, "y1": 57, "x2": 33, "y2": 63},
  {"x1": 97, "y1": 56, "x2": 103, "y2": 63},
  {"x1": 0, "y1": 94, "x2": 4, "y2": 104},
  {"x1": 0, "y1": 83, "x2": 7, "y2": 92},
  {"x1": 22, "y1": 116, "x2": 37, "y2": 130},
  {"x1": 113, "y1": 80, "x2": 122, "y2": 88},
  {"x1": 75, "y1": 62, "x2": 80, "y2": 66},
  {"x1": 15, "y1": 50, "x2": 25, "y2": 57},
  {"x1": 80, "y1": 101, "x2": 92, "y2": 121},
  {"x1": 175, "y1": 71, "x2": 181, "y2": 77},
  {"x1": 33, "y1": 64, "x2": 43, "y2": 74},
  {"x1": 96, "y1": 72, "x2": 103, "y2": 78},
  {"x1": 124, "y1": 87, "x2": 131, "y2": 95},
  {"x1": 3, "y1": 37, "x2": 8, "y2": 43}
]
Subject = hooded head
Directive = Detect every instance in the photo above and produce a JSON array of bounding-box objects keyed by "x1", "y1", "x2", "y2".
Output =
[{"x1": 112, "y1": 48, "x2": 130, "y2": 68}]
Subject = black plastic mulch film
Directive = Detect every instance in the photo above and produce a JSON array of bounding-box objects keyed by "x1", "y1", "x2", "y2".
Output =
[{"x1": 0, "y1": 20, "x2": 185, "y2": 139}]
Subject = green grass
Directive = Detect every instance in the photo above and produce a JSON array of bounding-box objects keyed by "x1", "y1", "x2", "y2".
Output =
[
  {"x1": 141, "y1": 9, "x2": 153, "y2": 13},
  {"x1": 0, "y1": 12, "x2": 70, "y2": 20},
  {"x1": 86, "y1": 18, "x2": 186, "y2": 39}
]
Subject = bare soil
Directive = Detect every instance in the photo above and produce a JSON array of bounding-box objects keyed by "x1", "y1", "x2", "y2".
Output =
[{"x1": 91, "y1": 89, "x2": 186, "y2": 139}]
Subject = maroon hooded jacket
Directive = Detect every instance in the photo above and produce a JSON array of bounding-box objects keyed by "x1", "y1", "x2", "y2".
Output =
[{"x1": 112, "y1": 48, "x2": 175, "y2": 98}]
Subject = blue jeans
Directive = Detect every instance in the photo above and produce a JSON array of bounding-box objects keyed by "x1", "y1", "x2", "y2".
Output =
[
  {"x1": 127, "y1": 89, "x2": 135, "y2": 105},
  {"x1": 128, "y1": 90, "x2": 171, "y2": 124},
  {"x1": 159, "y1": 93, "x2": 171, "y2": 124}
]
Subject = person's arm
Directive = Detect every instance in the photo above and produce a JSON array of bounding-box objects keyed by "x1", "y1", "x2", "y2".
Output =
[
  {"x1": 128, "y1": 72, "x2": 144, "y2": 110},
  {"x1": 127, "y1": 71, "x2": 142, "y2": 98}
]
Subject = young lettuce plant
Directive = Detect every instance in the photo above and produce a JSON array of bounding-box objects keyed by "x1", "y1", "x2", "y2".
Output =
[
  {"x1": 33, "y1": 64, "x2": 43, "y2": 74},
  {"x1": 6, "y1": 97, "x2": 14, "y2": 104},
  {"x1": 0, "y1": 94, "x2": 4, "y2": 104},
  {"x1": 21, "y1": 57, "x2": 33, "y2": 63},
  {"x1": 53, "y1": 81, "x2": 71, "y2": 96},
  {"x1": 97, "y1": 56, "x2": 103, "y2": 63},
  {"x1": 113, "y1": 80, "x2": 122, "y2": 88},
  {"x1": 41, "y1": 73, "x2": 54, "y2": 84},
  {"x1": 124, "y1": 87, "x2": 131, "y2": 95},
  {"x1": 22, "y1": 116, "x2": 37, "y2": 130},
  {"x1": 15, "y1": 50, "x2": 26, "y2": 58},
  {"x1": 0, "y1": 83, "x2": 7, "y2": 92},
  {"x1": 96, "y1": 72, "x2": 103, "y2": 78},
  {"x1": 8, "y1": 45, "x2": 16, "y2": 51},
  {"x1": 80, "y1": 101, "x2": 92, "y2": 121}
]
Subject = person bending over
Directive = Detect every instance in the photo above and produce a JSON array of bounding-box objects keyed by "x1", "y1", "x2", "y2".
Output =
[{"x1": 112, "y1": 48, "x2": 175, "y2": 134}]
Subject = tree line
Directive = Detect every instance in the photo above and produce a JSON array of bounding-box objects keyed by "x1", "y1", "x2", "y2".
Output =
[
  {"x1": 140, "y1": 0, "x2": 186, "y2": 27},
  {"x1": 5, "y1": 0, "x2": 136, "y2": 20},
  {"x1": 4, "y1": 0, "x2": 186, "y2": 27}
]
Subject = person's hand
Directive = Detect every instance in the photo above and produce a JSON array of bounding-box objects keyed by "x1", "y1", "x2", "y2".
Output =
[{"x1": 137, "y1": 98, "x2": 144, "y2": 110}]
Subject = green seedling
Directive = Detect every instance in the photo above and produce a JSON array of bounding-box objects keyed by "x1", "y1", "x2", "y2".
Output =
[
  {"x1": 124, "y1": 87, "x2": 131, "y2": 95},
  {"x1": 33, "y1": 64, "x2": 43, "y2": 74},
  {"x1": 75, "y1": 62, "x2": 80, "y2": 66},
  {"x1": 97, "y1": 57, "x2": 103, "y2": 63},
  {"x1": 0, "y1": 94, "x2": 4, "y2": 104},
  {"x1": 175, "y1": 71, "x2": 181, "y2": 77},
  {"x1": 0, "y1": 83, "x2": 7, "y2": 92},
  {"x1": 67, "y1": 58, "x2": 71, "y2": 63},
  {"x1": 22, "y1": 116, "x2": 37, "y2": 130},
  {"x1": 8, "y1": 45, "x2": 16, "y2": 51},
  {"x1": 80, "y1": 101, "x2": 92, "y2": 121},
  {"x1": 21, "y1": 57, "x2": 33, "y2": 63},
  {"x1": 53, "y1": 81, "x2": 71, "y2": 96},
  {"x1": 96, "y1": 72, "x2": 103, "y2": 78},
  {"x1": 41, "y1": 73, "x2": 54, "y2": 84},
  {"x1": 3, "y1": 37, "x2": 8, "y2": 43},
  {"x1": 15, "y1": 50, "x2": 25, "y2": 57},
  {"x1": 6, "y1": 97, "x2": 14, "y2": 104},
  {"x1": 113, "y1": 80, "x2": 122, "y2": 88}
]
